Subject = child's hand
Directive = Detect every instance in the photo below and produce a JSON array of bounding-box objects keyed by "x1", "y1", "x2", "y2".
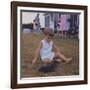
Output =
[{"x1": 32, "y1": 59, "x2": 36, "y2": 65}]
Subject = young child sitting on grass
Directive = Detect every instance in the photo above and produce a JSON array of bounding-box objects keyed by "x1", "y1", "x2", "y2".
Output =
[{"x1": 32, "y1": 28, "x2": 72, "y2": 66}]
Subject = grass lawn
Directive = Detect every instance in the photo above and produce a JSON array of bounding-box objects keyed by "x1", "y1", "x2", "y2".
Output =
[{"x1": 21, "y1": 32, "x2": 79, "y2": 78}]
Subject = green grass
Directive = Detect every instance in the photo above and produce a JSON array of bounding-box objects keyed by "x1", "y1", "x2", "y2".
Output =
[{"x1": 21, "y1": 32, "x2": 79, "y2": 78}]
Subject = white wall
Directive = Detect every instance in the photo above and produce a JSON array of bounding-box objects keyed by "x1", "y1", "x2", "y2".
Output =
[{"x1": 0, "y1": 0, "x2": 89, "y2": 90}]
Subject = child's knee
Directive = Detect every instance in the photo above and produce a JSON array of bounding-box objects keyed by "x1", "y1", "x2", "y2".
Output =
[{"x1": 55, "y1": 51, "x2": 61, "y2": 57}]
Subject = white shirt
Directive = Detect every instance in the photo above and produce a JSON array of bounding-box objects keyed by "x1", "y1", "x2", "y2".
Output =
[{"x1": 40, "y1": 39, "x2": 54, "y2": 61}]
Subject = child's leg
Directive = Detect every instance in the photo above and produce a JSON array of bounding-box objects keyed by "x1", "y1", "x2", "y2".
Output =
[{"x1": 54, "y1": 51, "x2": 72, "y2": 63}]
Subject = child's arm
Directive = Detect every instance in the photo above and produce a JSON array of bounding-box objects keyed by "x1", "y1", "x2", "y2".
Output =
[{"x1": 32, "y1": 42, "x2": 42, "y2": 64}]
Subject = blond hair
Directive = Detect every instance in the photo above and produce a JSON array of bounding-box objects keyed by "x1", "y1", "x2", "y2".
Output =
[{"x1": 43, "y1": 28, "x2": 54, "y2": 36}]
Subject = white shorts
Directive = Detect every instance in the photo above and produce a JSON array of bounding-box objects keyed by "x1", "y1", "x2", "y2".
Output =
[{"x1": 41, "y1": 52, "x2": 55, "y2": 62}]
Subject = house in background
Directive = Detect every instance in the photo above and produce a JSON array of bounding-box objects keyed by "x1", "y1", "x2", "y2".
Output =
[
  {"x1": 44, "y1": 13, "x2": 59, "y2": 31},
  {"x1": 44, "y1": 13, "x2": 80, "y2": 38}
]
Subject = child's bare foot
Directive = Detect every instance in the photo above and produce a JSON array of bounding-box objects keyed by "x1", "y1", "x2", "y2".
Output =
[{"x1": 65, "y1": 57, "x2": 72, "y2": 63}]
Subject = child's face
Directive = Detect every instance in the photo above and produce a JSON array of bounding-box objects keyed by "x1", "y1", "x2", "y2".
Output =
[{"x1": 46, "y1": 34, "x2": 53, "y2": 42}]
